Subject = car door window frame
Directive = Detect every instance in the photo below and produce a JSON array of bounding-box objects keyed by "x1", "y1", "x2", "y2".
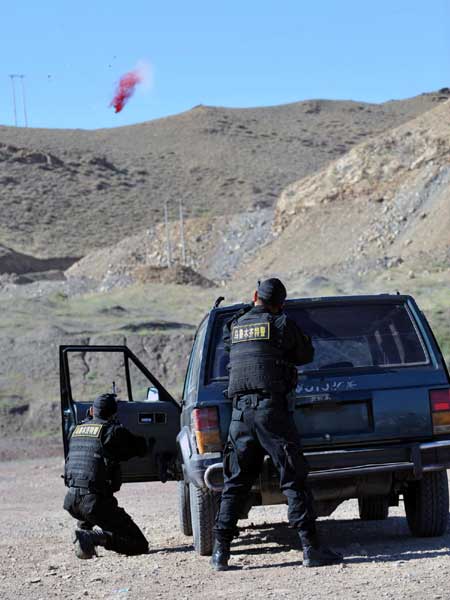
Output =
[
  {"x1": 61, "y1": 345, "x2": 178, "y2": 406},
  {"x1": 183, "y1": 319, "x2": 208, "y2": 404}
]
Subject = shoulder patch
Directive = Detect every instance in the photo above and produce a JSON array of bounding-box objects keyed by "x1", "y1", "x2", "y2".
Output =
[
  {"x1": 231, "y1": 322, "x2": 271, "y2": 343},
  {"x1": 72, "y1": 423, "x2": 103, "y2": 438}
]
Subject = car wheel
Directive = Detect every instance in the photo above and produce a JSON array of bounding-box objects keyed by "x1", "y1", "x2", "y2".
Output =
[
  {"x1": 404, "y1": 471, "x2": 449, "y2": 537},
  {"x1": 189, "y1": 483, "x2": 219, "y2": 556},
  {"x1": 177, "y1": 480, "x2": 192, "y2": 536},
  {"x1": 358, "y1": 495, "x2": 389, "y2": 520}
]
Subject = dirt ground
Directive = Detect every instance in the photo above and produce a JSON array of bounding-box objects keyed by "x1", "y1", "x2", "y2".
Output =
[{"x1": 1, "y1": 455, "x2": 450, "y2": 600}]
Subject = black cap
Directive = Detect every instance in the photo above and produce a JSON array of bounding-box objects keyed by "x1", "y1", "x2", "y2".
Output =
[
  {"x1": 93, "y1": 393, "x2": 117, "y2": 418},
  {"x1": 257, "y1": 278, "x2": 287, "y2": 305}
]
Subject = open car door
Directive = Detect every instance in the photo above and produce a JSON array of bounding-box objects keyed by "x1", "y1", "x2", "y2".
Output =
[{"x1": 60, "y1": 345, "x2": 181, "y2": 483}]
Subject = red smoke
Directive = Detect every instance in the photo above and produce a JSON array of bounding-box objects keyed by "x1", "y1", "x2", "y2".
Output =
[{"x1": 110, "y1": 70, "x2": 142, "y2": 113}]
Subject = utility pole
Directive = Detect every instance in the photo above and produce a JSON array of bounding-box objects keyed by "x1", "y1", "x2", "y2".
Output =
[
  {"x1": 164, "y1": 200, "x2": 172, "y2": 268},
  {"x1": 19, "y1": 75, "x2": 28, "y2": 127},
  {"x1": 179, "y1": 199, "x2": 186, "y2": 265},
  {"x1": 9, "y1": 75, "x2": 17, "y2": 127}
]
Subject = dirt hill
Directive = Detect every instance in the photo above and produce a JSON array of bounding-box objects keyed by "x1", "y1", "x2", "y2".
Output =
[
  {"x1": 1, "y1": 91, "x2": 448, "y2": 259},
  {"x1": 1, "y1": 92, "x2": 449, "y2": 443},
  {"x1": 66, "y1": 209, "x2": 273, "y2": 285},
  {"x1": 242, "y1": 99, "x2": 450, "y2": 283},
  {"x1": 66, "y1": 99, "x2": 450, "y2": 290},
  {"x1": 0, "y1": 244, "x2": 79, "y2": 275}
]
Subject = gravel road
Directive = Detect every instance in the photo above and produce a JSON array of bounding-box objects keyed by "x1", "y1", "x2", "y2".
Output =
[{"x1": 1, "y1": 457, "x2": 449, "y2": 600}]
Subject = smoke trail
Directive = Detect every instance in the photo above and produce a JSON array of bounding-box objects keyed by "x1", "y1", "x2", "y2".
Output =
[{"x1": 110, "y1": 69, "x2": 142, "y2": 113}]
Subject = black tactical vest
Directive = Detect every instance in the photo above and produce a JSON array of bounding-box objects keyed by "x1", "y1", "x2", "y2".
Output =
[
  {"x1": 65, "y1": 418, "x2": 116, "y2": 494},
  {"x1": 227, "y1": 308, "x2": 290, "y2": 397}
]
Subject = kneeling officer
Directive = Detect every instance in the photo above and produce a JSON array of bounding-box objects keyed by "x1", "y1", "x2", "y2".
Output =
[
  {"x1": 63, "y1": 393, "x2": 149, "y2": 558},
  {"x1": 212, "y1": 278, "x2": 343, "y2": 569}
]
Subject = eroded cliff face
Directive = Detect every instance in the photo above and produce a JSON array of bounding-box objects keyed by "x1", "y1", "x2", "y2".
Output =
[{"x1": 274, "y1": 100, "x2": 450, "y2": 242}]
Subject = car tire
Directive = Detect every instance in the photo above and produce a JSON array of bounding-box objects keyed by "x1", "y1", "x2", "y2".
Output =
[
  {"x1": 404, "y1": 471, "x2": 449, "y2": 537},
  {"x1": 189, "y1": 483, "x2": 219, "y2": 556},
  {"x1": 358, "y1": 495, "x2": 389, "y2": 520},
  {"x1": 177, "y1": 480, "x2": 192, "y2": 536}
]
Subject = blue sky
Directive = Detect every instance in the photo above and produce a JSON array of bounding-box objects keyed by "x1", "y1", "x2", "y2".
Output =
[{"x1": 1, "y1": 0, "x2": 449, "y2": 130}]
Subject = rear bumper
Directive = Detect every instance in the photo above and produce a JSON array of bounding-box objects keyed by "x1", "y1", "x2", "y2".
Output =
[
  {"x1": 305, "y1": 439, "x2": 450, "y2": 481},
  {"x1": 203, "y1": 439, "x2": 450, "y2": 492}
]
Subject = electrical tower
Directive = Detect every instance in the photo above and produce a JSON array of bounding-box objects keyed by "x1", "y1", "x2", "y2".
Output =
[
  {"x1": 8, "y1": 74, "x2": 28, "y2": 127},
  {"x1": 9, "y1": 75, "x2": 17, "y2": 126}
]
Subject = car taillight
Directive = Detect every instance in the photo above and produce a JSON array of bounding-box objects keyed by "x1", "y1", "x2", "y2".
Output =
[
  {"x1": 192, "y1": 407, "x2": 222, "y2": 454},
  {"x1": 430, "y1": 389, "x2": 450, "y2": 434}
]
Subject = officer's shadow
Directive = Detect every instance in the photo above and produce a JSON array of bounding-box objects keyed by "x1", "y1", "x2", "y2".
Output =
[
  {"x1": 232, "y1": 522, "x2": 303, "y2": 568},
  {"x1": 230, "y1": 517, "x2": 450, "y2": 570}
]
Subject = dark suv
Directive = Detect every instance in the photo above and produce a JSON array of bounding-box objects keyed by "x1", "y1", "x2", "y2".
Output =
[{"x1": 60, "y1": 294, "x2": 450, "y2": 556}]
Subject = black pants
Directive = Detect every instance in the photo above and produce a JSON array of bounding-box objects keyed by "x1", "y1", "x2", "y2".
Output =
[
  {"x1": 214, "y1": 398, "x2": 316, "y2": 543},
  {"x1": 64, "y1": 488, "x2": 149, "y2": 555}
]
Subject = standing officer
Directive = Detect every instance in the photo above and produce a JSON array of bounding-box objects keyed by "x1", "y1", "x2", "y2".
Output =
[
  {"x1": 63, "y1": 393, "x2": 149, "y2": 559},
  {"x1": 211, "y1": 278, "x2": 343, "y2": 570}
]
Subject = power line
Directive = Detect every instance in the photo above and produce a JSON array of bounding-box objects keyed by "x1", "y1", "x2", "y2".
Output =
[
  {"x1": 9, "y1": 75, "x2": 17, "y2": 127},
  {"x1": 164, "y1": 200, "x2": 172, "y2": 268},
  {"x1": 179, "y1": 199, "x2": 186, "y2": 265},
  {"x1": 8, "y1": 74, "x2": 28, "y2": 127},
  {"x1": 19, "y1": 75, "x2": 28, "y2": 127}
]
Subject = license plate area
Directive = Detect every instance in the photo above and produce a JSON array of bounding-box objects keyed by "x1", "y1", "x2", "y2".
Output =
[{"x1": 297, "y1": 399, "x2": 372, "y2": 437}]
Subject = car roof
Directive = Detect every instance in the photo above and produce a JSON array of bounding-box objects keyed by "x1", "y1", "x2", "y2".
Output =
[{"x1": 211, "y1": 293, "x2": 414, "y2": 316}]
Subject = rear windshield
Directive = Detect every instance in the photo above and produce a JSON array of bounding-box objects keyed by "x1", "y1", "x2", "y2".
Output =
[{"x1": 208, "y1": 302, "x2": 429, "y2": 380}]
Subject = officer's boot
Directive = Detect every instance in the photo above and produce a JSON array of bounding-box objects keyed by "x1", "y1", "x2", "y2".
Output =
[
  {"x1": 299, "y1": 531, "x2": 343, "y2": 568},
  {"x1": 210, "y1": 537, "x2": 231, "y2": 571},
  {"x1": 73, "y1": 529, "x2": 108, "y2": 559}
]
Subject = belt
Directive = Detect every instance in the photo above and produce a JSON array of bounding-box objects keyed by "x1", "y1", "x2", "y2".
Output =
[
  {"x1": 68, "y1": 486, "x2": 91, "y2": 496},
  {"x1": 233, "y1": 393, "x2": 284, "y2": 410}
]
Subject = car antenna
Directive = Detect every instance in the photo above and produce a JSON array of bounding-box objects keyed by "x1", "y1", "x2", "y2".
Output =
[
  {"x1": 396, "y1": 290, "x2": 400, "y2": 295},
  {"x1": 214, "y1": 296, "x2": 225, "y2": 308},
  {"x1": 112, "y1": 381, "x2": 116, "y2": 395}
]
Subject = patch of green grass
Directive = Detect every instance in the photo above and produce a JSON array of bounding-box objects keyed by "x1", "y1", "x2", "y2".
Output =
[
  {"x1": 30, "y1": 429, "x2": 54, "y2": 439},
  {"x1": 428, "y1": 315, "x2": 450, "y2": 367},
  {"x1": 52, "y1": 282, "x2": 211, "y2": 332},
  {"x1": 0, "y1": 398, "x2": 17, "y2": 410}
]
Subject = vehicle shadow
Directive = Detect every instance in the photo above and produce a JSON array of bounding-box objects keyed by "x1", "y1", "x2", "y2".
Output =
[{"x1": 232, "y1": 516, "x2": 450, "y2": 568}]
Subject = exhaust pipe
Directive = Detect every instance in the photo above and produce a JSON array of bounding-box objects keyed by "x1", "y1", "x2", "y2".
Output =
[{"x1": 204, "y1": 463, "x2": 224, "y2": 492}]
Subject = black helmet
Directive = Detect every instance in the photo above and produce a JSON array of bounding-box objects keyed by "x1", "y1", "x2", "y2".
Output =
[
  {"x1": 257, "y1": 278, "x2": 287, "y2": 305},
  {"x1": 93, "y1": 393, "x2": 117, "y2": 418}
]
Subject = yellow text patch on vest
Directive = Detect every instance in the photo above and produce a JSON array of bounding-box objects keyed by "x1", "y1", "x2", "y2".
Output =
[
  {"x1": 72, "y1": 423, "x2": 104, "y2": 438},
  {"x1": 231, "y1": 322, "x2": 271, "y2": 343}
]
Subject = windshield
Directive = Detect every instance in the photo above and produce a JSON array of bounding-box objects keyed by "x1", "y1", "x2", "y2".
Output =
[{"x1": 208, "y1": 302, "x2": 429, "y2": 380}]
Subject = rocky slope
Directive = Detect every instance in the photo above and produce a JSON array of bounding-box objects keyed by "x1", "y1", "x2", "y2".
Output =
[
  {"x1": 1, "y1": 91, "x2": 448, "y2": 258},
  {"x1": 65, "y1": 208, "x2": 274, "y2": 285},
  {"x1": 242, "y1": 100, "x2": 450, "y2": 282}
]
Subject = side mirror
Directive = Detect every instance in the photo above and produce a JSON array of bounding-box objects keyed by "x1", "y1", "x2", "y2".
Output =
[{"x1": 146, "y1": 387, "x2": 160, "y2": 402}]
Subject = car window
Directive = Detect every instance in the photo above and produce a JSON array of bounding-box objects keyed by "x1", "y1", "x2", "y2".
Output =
[
  {"x1": 67, "y1": 350, "x2": 131, "y2": 402},
  {"x1": 208, "y1": 303, "x2": 429, "y2": 380},
  {"x1": 183, "y1": 318, "x2": 208, "y2": 401},
  {"x1": 207, "y1": 313, "x2": 232, "y2": 380},
  {"x1": 292, "y1": 303, "x2": 429, "y2": 371}
]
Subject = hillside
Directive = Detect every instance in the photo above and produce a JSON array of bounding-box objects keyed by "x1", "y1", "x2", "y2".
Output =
[
  {"x1": 242, "y1": 99, "x2": 450, "y2": 283},
  {"x1": 1, "y1": 90, "x2": 448, "y2": 259},
  {"x1": 66, "y1": 99, "x2": 450, "y2": 289},
  {"x1": 0, "y1": 91, "x2": 449, "y2": 443}
]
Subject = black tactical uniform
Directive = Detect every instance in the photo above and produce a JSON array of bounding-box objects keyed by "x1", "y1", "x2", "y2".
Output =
[
  {"x1": 63, "y1": 393, "x2": 149, "y2": 558},
  {"x1": 212, "y1": 279, "x2": 343, "y2": 569}
]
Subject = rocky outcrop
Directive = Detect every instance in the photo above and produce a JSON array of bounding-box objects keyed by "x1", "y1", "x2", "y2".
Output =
[{"x1": 274, "y1": 101, "x2": 450, "y2": 234}]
